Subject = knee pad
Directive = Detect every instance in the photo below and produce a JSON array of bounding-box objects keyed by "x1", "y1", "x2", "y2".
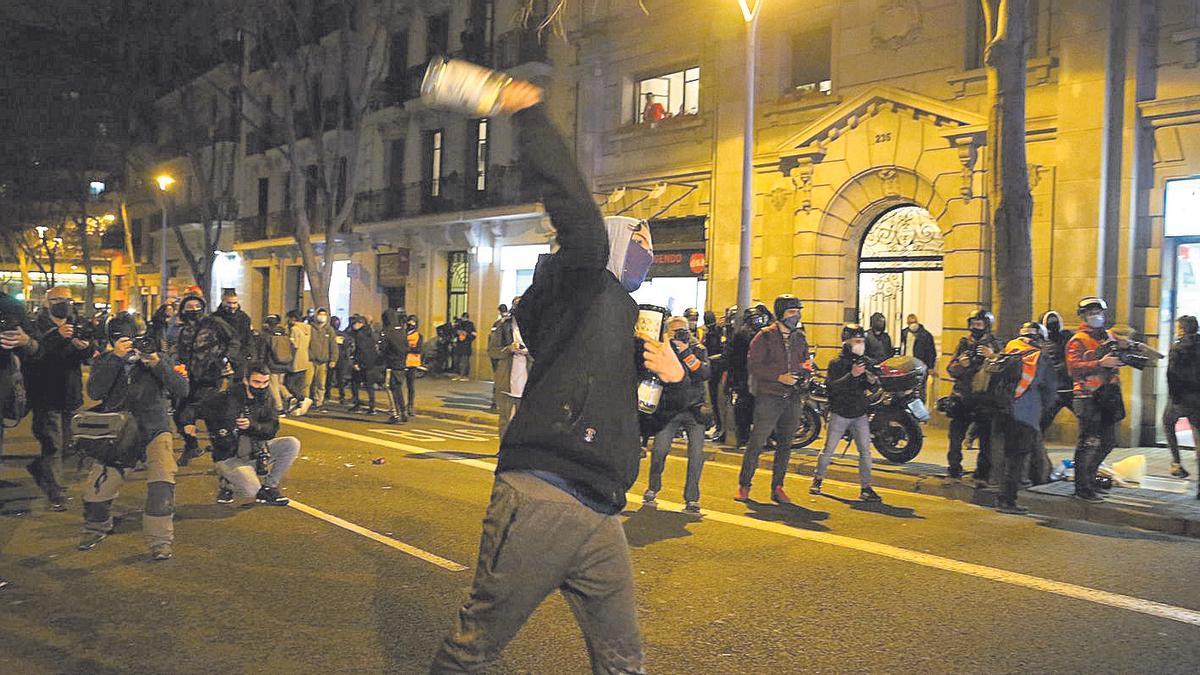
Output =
[
  {"x1": 84, "y1": 499, "x2": 113, "y2": 524},
  {"x1": 145, "y1": 481, "x2": 176, "y2": 518}
]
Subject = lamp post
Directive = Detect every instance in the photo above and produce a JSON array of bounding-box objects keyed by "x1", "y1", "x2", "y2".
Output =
[
  {"x1": 735, "y1": 0, "x2": 763, "y2": 326},
  {"x1": 156, "y1": 175, "x2": 175, "y2": 307}
]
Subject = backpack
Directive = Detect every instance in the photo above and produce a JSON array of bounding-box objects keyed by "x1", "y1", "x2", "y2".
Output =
[
  {"x1": 970, "y1": 350, "x2": 1036, "y2": 414},
  {"x1": 270, "y1": 333, "x2": 295, "y2": 368}
]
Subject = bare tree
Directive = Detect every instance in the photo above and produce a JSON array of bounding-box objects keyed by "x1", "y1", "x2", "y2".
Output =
[{"x1": 982, "y1": 0, "x2": 1033, "y2": 339}]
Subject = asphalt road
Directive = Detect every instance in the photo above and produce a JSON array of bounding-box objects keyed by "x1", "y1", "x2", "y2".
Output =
[{"x1": 2, "y1": 410, "x2": 1199, "y2": 674}]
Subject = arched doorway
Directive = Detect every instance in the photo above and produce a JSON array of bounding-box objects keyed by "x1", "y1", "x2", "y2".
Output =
[{"x1": 857, "y1": 205, "x2": 945, "y2": 353}]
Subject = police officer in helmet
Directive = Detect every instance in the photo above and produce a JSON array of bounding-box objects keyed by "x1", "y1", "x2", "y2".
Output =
[{"x1": 945, "y1": 309, "x2": 1001, "y2": 480}]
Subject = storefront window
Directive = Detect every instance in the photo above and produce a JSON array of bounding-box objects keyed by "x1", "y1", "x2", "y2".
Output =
[{"x1": 1165, "y1": 177, "x2": 1200, "y2": 237}]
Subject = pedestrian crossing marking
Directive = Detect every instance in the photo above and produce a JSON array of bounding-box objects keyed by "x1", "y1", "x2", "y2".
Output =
[{"x1": 284, "y1": 417, "x2": 1200, "y2": 628}]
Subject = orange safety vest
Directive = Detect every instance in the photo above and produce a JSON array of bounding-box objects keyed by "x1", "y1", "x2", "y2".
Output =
[
  {"x1": 405, "y1": 331, "x2": 422, "y2": 368},
  {"x1": 1003, "y1": 337, "x2": 1042, "y2": 398},
  {"x1": 1066, "y1": 326, "x2": 1119, "y2": 394}
]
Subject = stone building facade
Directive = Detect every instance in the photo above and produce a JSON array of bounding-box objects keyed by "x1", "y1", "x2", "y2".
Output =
[{"x1": 543, "y1": 0, "x2": 1200, "y2": 444}]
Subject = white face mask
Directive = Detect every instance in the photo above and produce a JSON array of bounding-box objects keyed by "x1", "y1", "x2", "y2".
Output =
[
  {"x1": 850, "y1": 343, "x2": 865, "y2": 356},
  {"x1": 1086, "y1": 314, "x2": 1105, "y2": 329}
]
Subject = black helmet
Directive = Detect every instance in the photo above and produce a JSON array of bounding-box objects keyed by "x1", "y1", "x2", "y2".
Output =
[
  {"x1": 703, "y1": 310, "x2": 717, "y2": 326},
  {"x1": 967, "y1": 309, "x2": 994, "y2": 329},
  {"x1": 773, "y1": 294, "x2": 802, "y2": 319},
  {"x1": 841, "y1": 323, "x2": 866, "y2": 341},
  {"x1": 108, "y1": 313, "x2": 149, "y2": 340},
  {"x1": 1077, "y1": 296, "x2": 1108, "y2": 315},
  {"x1": 1019, "y1": 321, "x2": 1048, "y2": 341},
  {"x1": 1178, "y1": 315, "x2": 1198, "y2": 335},
  {"x1": 745, "y1": 304, "x2": 771, "y2": 330}
]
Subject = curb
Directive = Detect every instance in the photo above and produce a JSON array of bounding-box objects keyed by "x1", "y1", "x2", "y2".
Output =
[{"x1": 306, "y1": 403, "x2": 1200, "y2": 539}]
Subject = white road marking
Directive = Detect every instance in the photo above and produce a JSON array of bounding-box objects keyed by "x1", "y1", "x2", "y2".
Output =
[
  {"x1": 284, "y1": 418, "x2": 1200, "y2": 628},
  {"x1": 287, "y1": 499, "x2": 468, "y2": 572}
]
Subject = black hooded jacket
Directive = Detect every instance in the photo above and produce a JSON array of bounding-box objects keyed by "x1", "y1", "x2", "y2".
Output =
[
  {"x1": 23, "y1": 309, "x2": 94, "y2": 411},
  {"x1": 378, "y1": 309, "x2": 409, "y2": 370},
  {"x1": 176, "y1": 294, "x2": 241, "y2": 385},
  {"x1": 496, "y1": 106, "x2": 642, "y2": 513}
]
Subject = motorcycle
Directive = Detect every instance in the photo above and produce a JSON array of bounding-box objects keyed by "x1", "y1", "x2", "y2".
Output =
[{"x1": 792, "y1": 355, "x2": 930, "y2": 464}]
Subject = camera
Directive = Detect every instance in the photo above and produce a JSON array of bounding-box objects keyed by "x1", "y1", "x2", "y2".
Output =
[
  {"x1": 1096, "y1": 341, "x2": 1152, "y2": 371},
  {"x1": 132, "y1": 334, "x2": 158, "y2": 354},
  {"x1": 71, "y1": 321, "x2": 96, "y2": 341},
  {"x1": 0, "y1": 313, "x2": 22, "y2": 333},
  {"x1": 251, "y1": 439, "x2": 271, "y2": 476}
]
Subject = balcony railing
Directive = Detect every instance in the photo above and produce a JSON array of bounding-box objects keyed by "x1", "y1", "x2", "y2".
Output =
[
  {"x1": 235, "y1": 211, "x2": 296, "y2": 242},
  {"x1": 354, "y1": 165, "x2": 536, "y2": 223}
]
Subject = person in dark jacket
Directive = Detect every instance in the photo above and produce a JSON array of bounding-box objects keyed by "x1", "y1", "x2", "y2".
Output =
[
  {"x1": 945, "y1": 309, "x2": 1002, "y2": 480},
  {"x1": 212, "y1": 290, "x2": 253, "y2": 375},
  {"x1": 991, "y1": 324, "x2": 1058, "y2": 514},
  {"x1": 262, "y1": 315, "x2": 295, "y2": 412},
  {"x1": 1038, "y1": 310, "x2": 1076, "y2": 432},
  {"x1": 378, "y1": 308, "x2": 410, "y2": 423},
  {"x1": 810, "y1": 324, "x2": 882, "y2": 502},
  {"x1": 79, "y1": 315, "x2": 189, "y2": 560},
  {"x1": 348, "y1": 315, "x2": 380, "y2": 414},
  {"x1": 724, "y1": 302, "x2": 772, "y2": 447},
  {"x1": 182, "y1": 362, "x2": 299, "y2": 506},
  {"x1": 451, "y1": 312, "x2": 477, "y2": 380},
  {"x1": 702, "y1": 310, "x2": 726, "y2": 441},
  {"x1": 308, "y1": 307, "x2": 338, "y2": 410},
  {"x1": 432, "y1": 82, "x2": 683, "y2": 674},
  {"x1": 865, "y1": 311, "x2": 893, "y2": 361},
  {"x1": 736, "y1": 295, "x2": 809, "y2": 504},
  {"x1": 1164, "y1": 315, "x2": 1199, "y2": 481},
  {"x1": 0, "y1": 293, "x2": 39, "y2": 494},
  {"x1": 644, "y1": 315, "x2": 711, "y2": 512},
  {"x1": 488, "y1": 302, "x2": 517, "y2": 431},
  {"x1": 330, "y1": 315, "x2": 354, "y2": 404},
  {"x1": 175, "y1": 293, "x2": 240, "y2": 464},
  {"x1": 22, "y1": 287, "x2": 94, "y2": 510},
  {"x1": 900, "y1": 314, "x2": 937, "y2": 402}
]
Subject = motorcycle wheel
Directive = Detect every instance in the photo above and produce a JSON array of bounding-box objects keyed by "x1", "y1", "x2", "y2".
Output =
[
  {"x1": 870, "y1": 408, "x2": 923, "y2": 463},
  {"x1": 791, "y1": 405, "x2": 823, "y2": 449}
]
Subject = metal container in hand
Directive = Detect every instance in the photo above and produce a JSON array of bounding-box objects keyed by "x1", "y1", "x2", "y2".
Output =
[{"x1": 420, "y1": 57, "x2": 513, "y2": 116}]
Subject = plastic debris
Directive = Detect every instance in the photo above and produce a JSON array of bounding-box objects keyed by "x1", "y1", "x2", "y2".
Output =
[
  {"x1": 343, "y1": 463, "x2": 355, "y2": 468},
  {"x1": 1112, "y1": 455, "x2": 1146, "y2": 482},
  {"x1": 372, "y1": 457, "x2": 386, "y2": 465}
]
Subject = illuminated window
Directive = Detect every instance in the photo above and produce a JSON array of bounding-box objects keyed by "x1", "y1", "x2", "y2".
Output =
[
  {"x1": 474, "y1": 119, "x2": 489, "y2": 192},
  {"x1": 636, "y1": 67, "x2": 700, "y2": 123}
]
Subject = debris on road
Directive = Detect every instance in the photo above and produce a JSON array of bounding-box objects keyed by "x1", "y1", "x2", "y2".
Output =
[{"x1": 372, "y1": 457, "x2": 386, "y2": 465}]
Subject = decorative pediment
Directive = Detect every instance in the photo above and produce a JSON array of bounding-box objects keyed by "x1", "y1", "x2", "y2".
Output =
[{"x1": 778, "y1": 85, "x2": 986, "y2": 157}]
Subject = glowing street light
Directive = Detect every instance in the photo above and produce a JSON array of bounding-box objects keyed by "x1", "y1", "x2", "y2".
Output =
[{"x1": 156, "y1": 174, "x2": 175, "y2": 191}]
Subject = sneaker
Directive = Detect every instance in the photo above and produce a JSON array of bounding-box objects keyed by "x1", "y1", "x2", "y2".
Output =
[
  {"x1": 255, "y1": 486, "x2": 290, "y2": 506},
  {"x1": 348, "y1": 404, "x2": 363, "y2": 413},
  {"x1": 859, "y1": 487, "x2": 882, "y2": 503},
  {"x1": 78, "y1": 532, "x2": 107, "y2": 551},
  {"x1": 683, "y1": 501, "x2": 702, "y2": 514},
  {"x1": 771, "y1": 487, "x2": 792, "y2": 505},
  {"x1": 1073, "y1": 491, "x2": 1104, "y2": 503},
  {"x1": 216, "y1": 487, "x2": 234, "y2": 504},
  {"x1": 642, "y1": 489, "x2": 657, "y2": 504},
  {"x1": 735, "y1": 485, "x2": 751, "y2": 502},
  {"x1": 294, "y1": 398, "x2": 313, "y2": 417},
  {"x1": 365, "y1": 408, "x2": 380, "y2": 416},
  {"x1": 48, "y1": 491, "x2": 68, "y2": 512},
  {"x1": 1170, "y1": 462, "x2": 1191, "y2": 479},
  {"x1": 996, "y1": 501, "x2": 1030, "y2": 515},
  {"x1": 947, "y1": 467, "x2": 964, "y2": 479},
  {"x1": 388, "y1": 415, "x2": 403, "y2": 425},
  {"x1": 809, "y1": 478, "x2": 823, "y2": 495},
  {"x1": 149, "y1": 543, "x2": 173, "y2": 561},
  {"x1": 406, "y1": 406, "x2": 415, "y2": 418}
]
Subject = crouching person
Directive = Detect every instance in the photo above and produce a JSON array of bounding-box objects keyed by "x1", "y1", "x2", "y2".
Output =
[
  {"x1": 79, "y1": 315, "x2": 189, "y2": 561},
  {"x1": 186, "y1": 362, "x2": 298, "y2": 506}
]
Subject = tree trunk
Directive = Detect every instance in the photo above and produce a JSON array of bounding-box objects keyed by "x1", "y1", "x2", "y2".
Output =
[
  {"x1": 75, "y1": 204, "x2": 97, "y2": 316},
  {"x1": 984, "y1": 0, "x2": 1033, "y2": 340},
  {"x1": 119, "y1": 197, "x2": 138, "y2": 312}
]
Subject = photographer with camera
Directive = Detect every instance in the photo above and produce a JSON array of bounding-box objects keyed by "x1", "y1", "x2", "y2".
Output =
[
  {"x1": 810, "y1": 324, "x2": 882, "y2": 502},
  {"x1": 724, "y1": 302, "x2": 772, "y2": 448},
  {"x1": 644, "y1": 315, "x2": 711, "y2": 513},
  {"x1": 1066, "y1": 297, "x2": 1129, "y2": 502},
  {"x1": 22, "y1": 287, "x2": 95, "y2": 510},
  {"x1": 945, "y1": 309, "x2": 1002, "y2": 480},
  {"x1": 0, "y1": 292, "x2": 38, "y2": 485},
  {"x1": 174, "y1": 293, "x2": 241, "y2": 464},
  {"x1": 79, "y1": 314, "x2": 188, "y2": 560},
  {"x1": 736, "y1": 294, "x2": 810, "y2": 504},
  {"x1": 182, "y1": 362, "x2": 298, "y2": 506}
]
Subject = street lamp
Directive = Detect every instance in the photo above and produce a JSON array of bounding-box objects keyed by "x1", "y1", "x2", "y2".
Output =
[
  {"x1": 735, "y1": 0, "x2": 763, "y2": 326},
  {"x1": 33, "y1": 226, "x2": 62, "y2": 287},
  {"x1": 155, "y1": 174, "x2": 175, "y2": 306}
]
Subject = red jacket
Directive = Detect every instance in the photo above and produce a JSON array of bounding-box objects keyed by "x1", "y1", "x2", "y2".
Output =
[{"x1": 747, "y1": 323, "x2": 811, "y2": 398}]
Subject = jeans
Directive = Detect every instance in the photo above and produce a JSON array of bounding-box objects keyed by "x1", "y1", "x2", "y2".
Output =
[
  {"x1": 82, "y1": 432, "x2": 176, "y2": 546},
  {"x1": 453, "y1": 348, "x2": 472, "y2": 377},
  {"x1": 176, "y1": 383, "x2": 222, "y2": 451},
  {"x1": 1073, "y1": 397, "x2": 1118, "y2": 496},
  {"x1": 648, "y1": 411, "x2": 707, "y2": 503},
  {"x1": 432, "y1": 472, "x2": 643, "y2": 674},
  {"x1": 29, "y1": 408, "x2": 72, "y2": 496},
  {"x1": 995, "y1": 415, "x2": 1038, "y2": 505},
  {"x1": 738, "y1": 393, "x2": 802, "y2": 490},
  {"x1": 1162, "y1": 400, "x2": 1200, "y2": 465},
  {"x1": 815, "y1": 413, "x2": 873, "y2": 487},
  {"x1": 216, "y1": 436, "x2": 301, "y2": 497}
]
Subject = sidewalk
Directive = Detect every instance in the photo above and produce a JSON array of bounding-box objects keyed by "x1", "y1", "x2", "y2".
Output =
[{"x1": 397, "y1": 376, "x2": 1200, "y2": 538}]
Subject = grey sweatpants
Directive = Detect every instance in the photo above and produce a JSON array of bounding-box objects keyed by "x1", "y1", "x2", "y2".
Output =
[
  {"x1": 431, "y1": 471, "x2": 644, "y2": 674},
  {"x1": 815, "y1": 413, "x2": 873, "y2": 487}
]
